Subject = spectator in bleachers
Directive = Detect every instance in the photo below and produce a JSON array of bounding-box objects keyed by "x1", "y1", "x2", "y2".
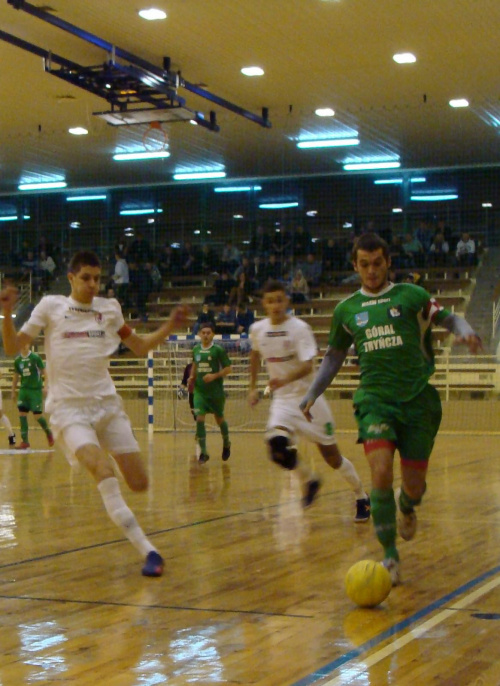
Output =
[
  {"x1": 414, "y1": 220, "x2": 434, "y2": 256},
  {"x1": 289, "y1": 269, "x2": 309, "y2": 303},
  {"x1": 192, "y1": 303, "x2": 216, "y2": 335},
  {"x1": 147, "y1": 261, "x2": 163, "y2": 293},
  {"x1": 271, "y1": 227, "x2": 292, "y2": 260},
  {"x1": 248, "y1": 255, "x2": 264, "y2": 291},
  {"x1": 234, "y1": 256, "x2": 251, "y2": 281},
  {"x1": 249, "y1": 225, "x2": 271, "y2": 257},
  {"x1": 298, "y1": 253, "x2": 322, "y2": 287},
  {"x1": 158, "y1": 245, "x2": 178, "y2": 278},
  {"x1": 216, "y1": 303, "x2": 237, "y2": 334},
  {"x1": 388, "y1": 235, "x2": 409, "y2": 269},
  {"x1": 322, "y1": 238, "x2": 343, "y2": 274},
  {"x1": 429, "y1": 232, "x2": 450, "y2": 268},
  {"x1": 39, "y1": 250, "x2": 57, "y2": 290},
  {"x1": 229, "y1": 271, "x2": 252, "y2": 308},
  {"x1": 402, "y1": 233, "x2": 424, "y2": 268},
  {"x1": 455, "y1": 232, "x2": 476, "y2": 267},
  {"x1": 292, "y1": 225, "x2": 312, "y2": 261},
  {"x1": 200, "y1": 244, "x2": 219, "y2": 274},
  {"x1": 178, "y1": 241, "x2": 198, "y2": 276},
  {"x1": 128, "y1": 232, "x2": 153, "y2": 264},
  {"x1": 112, "y1": 251, "x2": 130, "y2": 307},
  {"x1": 205, "y1": 271, "x2": 236, "y2": 306},
  {"x1": 236, "y1": 300, "x2": 255, "y2": 334},
  {"x1": 135, "y1": 262, "x2": 154, "y2": 322},
  {"x1": 262, "y1": 254, "x2": 282, "y2": 283},
  {"x1": 221, "y1": 241, "x2": 241, "y2": 275}
]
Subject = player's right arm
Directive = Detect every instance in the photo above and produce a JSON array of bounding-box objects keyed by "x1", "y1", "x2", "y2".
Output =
[
  {"x1": 248, "y1": 349, "x2": 261, "y2": 406},
  {"x1": 0, "y1": 286, "x2": 33, "y2": 355}
]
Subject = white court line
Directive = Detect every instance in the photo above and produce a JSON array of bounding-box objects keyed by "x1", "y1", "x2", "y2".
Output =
[
  {"x1": 323, "y1": 574, "x2": 500, "y2": 685},
  {"x1": 0, "y1": 449, "x2": 54, "y2": 454}
]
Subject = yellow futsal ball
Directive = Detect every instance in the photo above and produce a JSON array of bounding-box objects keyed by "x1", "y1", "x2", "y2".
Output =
[{"x1": 345, "y1": 560, "x2": 392, "y2": 608}]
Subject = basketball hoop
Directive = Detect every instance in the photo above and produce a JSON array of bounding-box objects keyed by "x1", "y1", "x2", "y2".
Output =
[{"x1": 142, "y1": 121, "x2": 169, "y2": 152}]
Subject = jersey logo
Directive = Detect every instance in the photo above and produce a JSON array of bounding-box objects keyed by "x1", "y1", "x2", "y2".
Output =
[
  {"x1": 324, "y1": 422, "x2": 334, "y2": 436},
  {"x1": 195, "y1": 354, "x2": 201, "y2": 362},
  {"x1": 355, "y1": 312, "x2": 369, "y2": 327},
  {"x1": 388, "y1": 305, "x2": 402, "y2": 318}
]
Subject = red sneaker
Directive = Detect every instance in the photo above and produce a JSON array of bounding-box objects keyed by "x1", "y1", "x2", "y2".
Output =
[
  {"x1": 47, "y1": 432, "x2": 55, "y2": 447},
  {"x1": 15, "y1": 442, "x2": 30, "y2": 450}
]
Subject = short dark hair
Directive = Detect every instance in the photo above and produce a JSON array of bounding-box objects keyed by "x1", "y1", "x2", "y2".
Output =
[
  {"x1": 262, "y1": 279, "x2": 286, "y2": 295},
  {"x1": 199, "y1": 322, "x2": 215, "y2": 333},
  {"x1": 68, "y1": 251, "x2": 101, "y2": 274},
  {"x1": 351, "y1": 233, "x2": 389, "y2": 262}
]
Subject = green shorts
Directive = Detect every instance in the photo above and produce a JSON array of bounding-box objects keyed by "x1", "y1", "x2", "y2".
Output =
[
  {"x1": 18, "y1": 387, "x2": 44, "y2": 413},
  {"x1": 193, "y1": 392, "x2": 225, "y2": 418},
  {"x1": 354, "y1": 384, "x2": 442, "y2": 463}
]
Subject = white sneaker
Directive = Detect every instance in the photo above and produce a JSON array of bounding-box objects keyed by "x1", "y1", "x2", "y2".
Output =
[
  {"x1": 395, "y1": 487, "x2": 418, "y2": 541},
  {"x1": 382, "y1": 558, "x2": 401, "y2": 586}
]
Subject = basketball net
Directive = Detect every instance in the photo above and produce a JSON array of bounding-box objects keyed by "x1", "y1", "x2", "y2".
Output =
[{"x1": 142, "y1": 121, "x2": 169, "y2": 152}]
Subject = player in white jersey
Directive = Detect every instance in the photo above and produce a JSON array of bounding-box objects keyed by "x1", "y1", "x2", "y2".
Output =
[
  {"x1": 0, "y1": 251, "x2": 188, "y2": 578},
  {"x1": 248, "y1": 280, "x2": 370, "y2": 519}
]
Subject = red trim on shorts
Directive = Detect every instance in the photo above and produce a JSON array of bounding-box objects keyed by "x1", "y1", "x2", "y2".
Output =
[
  {"x1": 118, "y1": 324, "x2": 133, "y2": 340},
  {"x1": 400, "y1": 458, "x2": 428, "y2": 470},
  {"x1": 363, "y1": 439, "x2": 396, "y2": 455}
]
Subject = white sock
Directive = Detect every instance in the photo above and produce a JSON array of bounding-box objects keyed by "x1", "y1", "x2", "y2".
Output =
[
  {"x1": 97, "y1": 477, "x2": 156, "y2": 558},
  {"x1": 1, "y1": 414, "x2": 13, "y2": 435},
  {"x1": 337, "y1": 456, "x2": 366, "y2": 499}
]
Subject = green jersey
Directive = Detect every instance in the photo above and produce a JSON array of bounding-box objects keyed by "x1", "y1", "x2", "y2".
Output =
[
  {"x1": 192, "y1": 342, "x2": 231, "y2": 398},
  {"x1": 328, "y1": 283, "x2": 450, "y2": 403},
  {"x1": 14, "y1": 351, "x2": 45, "y2": 390}
]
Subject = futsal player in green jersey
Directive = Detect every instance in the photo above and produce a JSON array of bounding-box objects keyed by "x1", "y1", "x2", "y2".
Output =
[
  {"x1": 188, "y1": 323, "x2": 232, "y2": 464},
  {"x1": 12, "y1": 344, "x2": 54, "y2": 449},
  {"x1": 301, "y1": 233, "x2": 481, "y2": 585}
]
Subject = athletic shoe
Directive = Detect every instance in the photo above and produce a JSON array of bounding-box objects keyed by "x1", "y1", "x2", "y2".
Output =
[
  {"x1": 221, "y1": 444, "x2": 231, "y2": 461},
  {"x1": 15, "y1": 442, "x2": 30, "y2": 450},
  {"x1": 198, "y1": 453, "x2": 210, "y2": 464},
  {"x1": 141, "y1": 551, "x2": 164, "y2": 577},
  {"x1": 395, "y1": 487, "x2": 418, "y2": 541},
  {"x1": 382, "y1": 557, "x2": 401, "y2": 586},
  {"x1": 8, "y1": 433, "x2": 16, "y2": 446},
  {"x1": 47, "y1": 432, "x2": 55, "y2": 447},
  {"x1": 303, "y1": 478, "x2": 321, "y2": 508},
  {"x1": 354, "y1": 496, "x2": 371, "y2": 522}
]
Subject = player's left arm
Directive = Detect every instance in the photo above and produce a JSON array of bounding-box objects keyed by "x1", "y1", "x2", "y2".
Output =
[
  {"x1": 121, "y1": 305, "x2": 189, "y2": 356},
  {"x1": 426, "y1": 295, "x2": 482, "y2": 354}
]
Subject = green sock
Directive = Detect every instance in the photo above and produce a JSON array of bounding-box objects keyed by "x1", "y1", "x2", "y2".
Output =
[
  {"x1": 196, "y1": 421, "x2": 207, "y2": 453},
  {"x1": 219, "y1": 420, "x2": 230, "y2": 447},
  {"x1": 37, "y1": 416, "x2": 50, "y2": 435},
  {"x1": 20, "y1": 416, "x2": 29, "y2": 443},
  {"x1": 399, "y1": 485, "x2": 426, "y2": 514},
  {"x1": 371, "y1": 488, "x2": 399, "y2": 561}
]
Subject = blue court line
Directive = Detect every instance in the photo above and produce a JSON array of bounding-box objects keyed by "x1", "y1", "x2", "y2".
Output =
[{"x1": 291, "y1": 563, "x2": 500, "y2": 686}]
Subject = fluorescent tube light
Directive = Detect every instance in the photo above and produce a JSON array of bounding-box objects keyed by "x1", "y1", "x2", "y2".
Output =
[
  {"x1": 214, "y1": 186, "x2": 262, "y2": 193},
  {"x1": 67, "y1": 195, "x2": 107, "y2": 202},
  {"x1": 18, "y1": 181, "x2": 67, "y2": 190},
  {"x1": 259, "y1": 202, "x2": 299, "y2": 209},
  {"x1": 343, "y1": 162, "x2": 400, "y2": 171},
  {"x1": 298, "y1": 138, "x2": 359, "y2": 149},
  {"x1": 113, "y1": 151, "x2": 170, "y2": 161},
  {"x1": 411, "y1": 194, "x2": 458, "y2": 201},
  {"x1": 173, "y1": 171, "x2": 226, "y2": 180}
]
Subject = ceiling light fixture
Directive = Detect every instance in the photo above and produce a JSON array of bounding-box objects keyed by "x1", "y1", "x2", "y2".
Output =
[
  {"x1": 214, "y1": 186, "x2": 262, "y2": 193},
  {"x1": 315, "y1": 108, "x2": 335, "y2": 117},
  {"x1": 393, "y1": 52, "x2": 416, "y2": 64},
  {"x1": 0, "y1": 215, "x2": 30, "y2": 221},
  {"x1": 173, "y1": 171, "x2": 226, "y2": 180},
  {"x1": 67, "y1": 194, "x2": 107, "y2": 202},
  {"x1": 241, "y1": 66, "x2": 264, "y2": 76},
  {"x1": 68, "y1": 127, "x2": 88, "y2": 135},
  {"x1": 374, "y1": 178, "x2": 403, "y2": 185},
  {"x1": 343, "y1": 161, "x2": 401, "y2": 171},
  {"x1": 482, "y1": 202, "x2": 493, "y2": 208},
  {"x1": 259, "y1": 202, "x2": 299, "y2": 209},
  {"x1": 298, "y1": 138, "x2": 359, "y2": 149},
  {"x1": 113, "y1": 151, "x2": 170, "y2": 161},
  {"x1": 449, "y1": 98, "x2": 469, "y2": 108},
  {"x1": 18, "y1": 181, "x2": 67, "y2": 190},
  {"x1": 411, "y1": 193, "x2": 458, "y2": 201},
  {"x1": 138, "y1": 8, "x2": 167, "y2": 20}
]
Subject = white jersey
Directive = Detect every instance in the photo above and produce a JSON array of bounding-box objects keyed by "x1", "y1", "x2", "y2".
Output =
[
  {"x1": 249, "y1": 315, "x2": 317, "y2": 399},
  {"x1": 21, "y1": 295, "x2": 129, "y2": 412}
]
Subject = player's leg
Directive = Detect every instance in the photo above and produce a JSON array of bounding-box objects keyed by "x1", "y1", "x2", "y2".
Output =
[
  {"x1": 32, "y1": 389, "x2": 54, "y2": 446},
  {"x1": 299, "y1": 395, "x2": 370, "y2": 520},
  {"x1": 266, "y1": 399, "x2": 319, "y2": 508},
  {"x1": 214, "y1": 401, "x2": 230, "y2": 461},
  {"x1": 0, "y1": 392, "x2": 15, "y2": 445},
  {"x1": 193, "y1": 393, "x2": 210, "y2": 463},
  {"x1": 16, "y1": 409, "x2": 30, "y2": 449},
  {"x1": 355, "y1": 397, "x2": 400, "y2": 584},
  {"x1": 397, "y1": 384, "x2": 442, "y2": 542}
]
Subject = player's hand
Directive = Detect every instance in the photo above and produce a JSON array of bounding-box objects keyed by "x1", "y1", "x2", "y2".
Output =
[
  {"x1": 203, "y1": 373, "x2": 216, "y2": 383},
  {"x1": 248, "y1": 389, "x2": 259, "y2": 406},
  {"x1": 455, "y1": 334, "x2": 483, "y2": 354},
  {"x1": 300, "y1": 399, "x2": 314, "y2": 422},
  {"x1": 0, "y1": 286, "x2": 18, "y2": 314},
  {"x1": 170, "y1": 305, "x2": 190, "y2": 329}
]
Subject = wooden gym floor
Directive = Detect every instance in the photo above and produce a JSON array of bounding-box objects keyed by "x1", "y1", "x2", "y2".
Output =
[{"x1": 0, "y1": 429, "x2": 498, "y2": 685}]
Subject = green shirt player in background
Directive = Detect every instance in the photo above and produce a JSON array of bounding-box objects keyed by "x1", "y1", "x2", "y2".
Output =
[
  {"x1": 301, "y1": 233, "x2": 481, "y2": 585},
  {"x1": 12, "y1": 344, "x2": 54, "y2": 450},
  {"x1": 188, "y1": 323, "x2": 232, "y2": 464}
]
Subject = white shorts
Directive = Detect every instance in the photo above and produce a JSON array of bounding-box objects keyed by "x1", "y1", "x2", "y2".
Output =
[
  {"x1": 49, "y1": 396, "x2": 139, "y2": 467},
  {"x1": 266, "y1": 395, "x2": 337, "y2": 445}
]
